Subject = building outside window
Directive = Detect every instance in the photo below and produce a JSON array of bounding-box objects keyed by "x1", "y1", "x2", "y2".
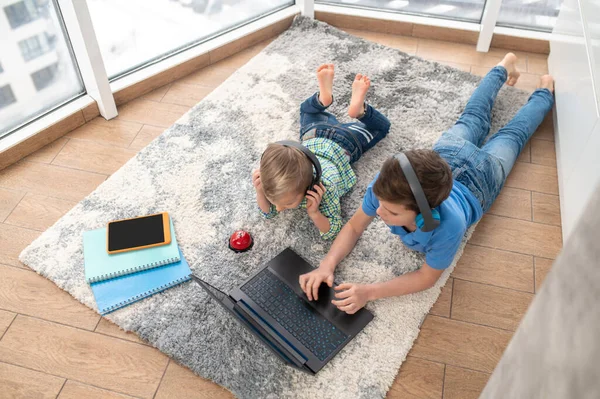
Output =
[
  {"x1": 0, "y1": 85, "x2": 17, "y2": 110},
  {"x1": 30, "y1": 62, "x2": 58, "y2": 91},
  {"x1": 4, "y1": 0, "x2": 39, "y2": 29},
  {"x1": 19, "y1": 34, "x2": 53, "y2": 61},
  {"x1": 0, "y1": 0, "x2": 84, "y2": 138}
]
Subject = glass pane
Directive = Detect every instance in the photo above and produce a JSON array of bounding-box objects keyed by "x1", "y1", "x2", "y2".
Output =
[
  {"x1": 497, "y1": 0, "x2": 564, "y2": 31},
  {"x1": 0, "y1": 0, "x2": 84, "y2": 138},
  {"x1": 88, "y1": 0, "x2": 295, "y2": 79},
  {"x1": 315, "y1": 0, "x2": 486, "y2": 23}
]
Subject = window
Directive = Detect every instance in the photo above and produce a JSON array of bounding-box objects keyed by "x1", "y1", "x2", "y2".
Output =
[
  {"x1": 315, "y1": 0, "x2": 486, "y2": 23},
  {"x1": 88, "y1": 0, "x2": 294, "y2": 79},
  {"x1": 497, "y1": 0, "x2": 564, "y2": 31},
  {"x1": 0, "y1": 0, "x2": 84, "y2": 138},
  {"x1": 0, "y1": 85, "x2": 17, "y2": 110},
  {"x1": 4, "y1": 0, "x2": 39, "y2": 29},
  {"x1": 31, "y1": 63, "x2": 59, "y2": 91},
  {"x1": 19, "y1": 35, "x2": 52, "y2": 61}
]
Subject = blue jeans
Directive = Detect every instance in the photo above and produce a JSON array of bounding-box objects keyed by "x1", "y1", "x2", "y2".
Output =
[
  {"x1": 299, "y1": 92, "x2": 391, "y2": 163},
  {"x1": 433, "y1": 66, "x2": 554, "y2": 212}
]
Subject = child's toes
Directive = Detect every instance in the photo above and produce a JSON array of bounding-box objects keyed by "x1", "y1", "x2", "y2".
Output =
[
  {"x1": 355, "y1": 73, "x2": 363, "y2": 81},
  {"x1": 317, "y1": 64, "x2": 328, "y2": 72}
]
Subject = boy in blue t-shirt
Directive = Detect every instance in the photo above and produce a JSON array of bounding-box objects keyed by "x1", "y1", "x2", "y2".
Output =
[{"x1": 299, "y1": 53, "x2": 555, "y2": 314}]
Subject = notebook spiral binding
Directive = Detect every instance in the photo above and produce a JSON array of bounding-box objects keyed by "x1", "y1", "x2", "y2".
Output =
[
  {"x1": 87, "y1": 256, "x2": 180, "y2": 283},
  {"x1": 101, "y1": 274, "x2": 191, "y2": 314}
]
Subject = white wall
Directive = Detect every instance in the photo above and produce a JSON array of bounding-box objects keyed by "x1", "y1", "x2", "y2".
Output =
[{"x1": 549, "y1": 0, "x2": 600, "y2": 241}]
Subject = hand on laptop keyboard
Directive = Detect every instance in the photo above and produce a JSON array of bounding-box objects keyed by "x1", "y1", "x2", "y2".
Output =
[
  {"x1": 332, "y1": 283, "x2": 370, "y2": 315},
  {"x1": 299, "y1": 266, "x2": 334, "y2": 301}
]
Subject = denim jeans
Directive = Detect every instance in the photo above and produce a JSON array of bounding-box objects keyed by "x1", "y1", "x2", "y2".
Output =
[
  {"x1": 433, "y1": 66, "x2": 554, "y2": 212},
  {"x1": 299, "y1": 92, "x2": 391, "y2": 163}
]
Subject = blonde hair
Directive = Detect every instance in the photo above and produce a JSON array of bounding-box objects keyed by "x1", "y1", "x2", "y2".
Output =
[{"x1": 260, "y1": 143, "x2": 313, "y2": 201}]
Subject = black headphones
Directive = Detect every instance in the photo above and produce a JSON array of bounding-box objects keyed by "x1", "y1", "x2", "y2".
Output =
[
  {"x1": 269, "y1": 140, "x2": 322, "y2": 191},
  {"x1": 394, "y1": 153, "x2": 441, "y2": 232}
]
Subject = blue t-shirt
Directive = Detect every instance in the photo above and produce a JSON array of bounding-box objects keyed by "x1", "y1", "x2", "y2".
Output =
[{"x1": 362, "y1": 174, "x2": 483, "y2": 270}]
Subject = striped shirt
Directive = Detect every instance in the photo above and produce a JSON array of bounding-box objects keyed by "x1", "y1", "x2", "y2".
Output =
[{"x1": 261, "y1": 138, "x2": 357, "y2": 240}]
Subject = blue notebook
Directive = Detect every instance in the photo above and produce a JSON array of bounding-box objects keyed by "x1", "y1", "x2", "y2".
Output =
[
  {"x1": 90, "y1": 248, "x2": 191, "y2": 315},
  {"x1": 83, "y1": 220, "x2": 180, "y2": 283}
]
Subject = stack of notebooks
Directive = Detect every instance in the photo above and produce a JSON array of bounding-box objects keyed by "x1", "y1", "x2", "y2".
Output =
[{"x1": 84, "y1": 220, "x2": 191, "y2": 315}]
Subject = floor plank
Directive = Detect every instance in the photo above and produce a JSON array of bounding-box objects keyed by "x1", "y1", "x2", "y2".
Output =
[
  {"x1": 443, "y1": 365, "x2": 490, "y2": 399},
  {"x1": 66, "y1": 118, "x2": 142, "y2": 148},
  {"x1": 511, "y1": 73, "x2": 541, "y2": 92},
  {"x1": 429, "y1": 277, "x2": 452, "y2": 318},
  {"x1": 58, "y1": 380, "x2": 138, "y2": 399},
  {"x1": 530, "y1": 138, "x2": 556, "y2": 167},
  {"x1": 0, "y1": 188, "x2": 25, "y2": 222},
  {"x1": 0, "y1": 161, "x2": 107, "y2": 202},
  {"x1": 116, "y1": 99, "x2": 189, "y2": 128},
  {"x1": 23, "y1": 137, "x2": 69, "y2": 164},
  {"x1": 0, "y1": 361, "x2": 65, "y2": 399},
  {"x1": 488, "y1": 187, "x2": 532, "y2": 221},
  {"x1": 413, "y1": 24, "x2": 478, "y2": 46},
  {"x1": 470, "y1": 66, "x2": 540, "y2": 91},
  {"x1": 0, "y1": 265, "x2": 100, "y2": 330},
  {"x1": 129, "y1": 125, "x2": 165, "y2": 152},
  {"x1": 178, "y1": 64, "x2": 236, "y2": 88},
  {"x1": 451, "y1": 279, "x2": 534, "y2": 331},
  {"x1": 532, "y1": 192, "x2": 561, "y2": 226},
  {"x1": 0, "y1": 316, "x2": 169, "y2": 399},
  {"x1": 4, "y1": 193, "x2": 76, "y2": 231},
  {"x1": 534, "y1": 257, "x2": 554, "y2": 293},
  {"x1": 453, "y1": 244, "x2": 534, "y2": 292},
  {"x1": 154, "y1": 361, "x2": 233, "y2": 399},
  {"x1": 505, "y1": 162, "x2": 558, "y2": 195},
  {"x1": 0, "y1": 309, "x2": 16, "y2": 337},
  {"x1": 161, "y1": 83, "x2": 214, "y2": 107},
  {"x1": 526, "y1": 53, "x2": 549, "y2": 75},
  {"x1": 140, "y1": 84, "x2": 171, "y2": 102},
  {"x1": 416, "y1": 39, "x2": 527, "y2": 70},
  {"x1": 210, "y1": 42, "x2": 269, "y2": 70},
  {"x1": 470, "y1": 214, "x2": 562, "y2": 259},
  {"x1": 52, "y1": 140, "x2": 138, "y2": 175},
  {"x1": 410, "y1": 315, "x2": 512, "y2": 373},
  {"x1": 95, "y1": 318, "x2": 146, "y2": 345},
  {"x1": 0, "y1": 223, "x2": 40, "y2": 267},
  {"x1": 387, "y1": 357, "x2": 444, "y2": 399}
]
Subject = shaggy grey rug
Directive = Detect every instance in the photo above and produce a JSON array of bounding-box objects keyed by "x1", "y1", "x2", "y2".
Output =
[{"x1": 20, "y1": 16, "x2": 531, "y2": 399}]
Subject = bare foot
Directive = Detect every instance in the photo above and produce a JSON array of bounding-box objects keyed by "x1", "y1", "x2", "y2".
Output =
[
  {"x1": 498, "y1": 53, "x2": 520, "y2": 86},
  {"x1": 348, "y1": 74, "x2": 371, "y2": 119},
  {"x1": 538, "y1": 74, "x2": 554, "y2": 93},
  {"x1": 317, "y1": 64, "x2": 334, "y2": 107}
]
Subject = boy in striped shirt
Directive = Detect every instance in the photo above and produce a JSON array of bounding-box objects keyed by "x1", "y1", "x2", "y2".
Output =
[{"x1": 253, "y1": 64, "x2": 391, "y2": 240}]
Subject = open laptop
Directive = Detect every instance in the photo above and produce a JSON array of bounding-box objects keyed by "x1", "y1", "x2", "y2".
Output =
[{"x1": 192, "y1": 247, "x2": 374, "y2": 374}]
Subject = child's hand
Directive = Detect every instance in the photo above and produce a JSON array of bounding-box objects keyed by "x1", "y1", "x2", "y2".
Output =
[
  {"x1": 306, "y1": 183, "x2": 326, "y2": 216},
  {"x1": 299, "y1": 266, "x2": 334, "y2": 301},
  {"x1": 252, "y1": 169, "x2": 263, "y2": 191},
  {"x1": 332, "y1": 283, "x2": 371, "y2": 314}
]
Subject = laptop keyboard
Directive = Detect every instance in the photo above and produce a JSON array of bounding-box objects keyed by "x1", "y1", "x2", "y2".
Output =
[{"x1": 241, "y1": 268, "x2": 348, "y2": 361}]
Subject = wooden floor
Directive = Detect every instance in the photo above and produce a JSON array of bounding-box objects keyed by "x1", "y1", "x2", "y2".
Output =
[{"x1": 0, "y1": 29, "x2": 561, "y2": 399}]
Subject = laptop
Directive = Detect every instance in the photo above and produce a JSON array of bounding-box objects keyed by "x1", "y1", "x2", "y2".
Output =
[{"x1": 192, "y1": 247, "x2": 374, "y2": 374}]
